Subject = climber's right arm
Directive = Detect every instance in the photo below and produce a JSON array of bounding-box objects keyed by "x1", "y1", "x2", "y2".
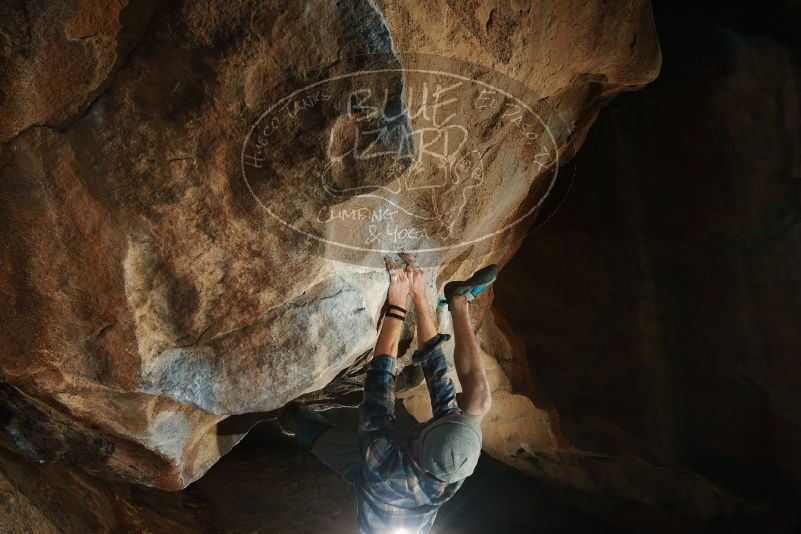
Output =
[
  {"x1": 358, "y1": 316, "x2": 403, "y2": 443},
  {"x1": 412, "y1": 333, "x2": 461, "y2": 419},
  {"x1": 358, "y1": 316, "x2": 403, "y2": 482}
]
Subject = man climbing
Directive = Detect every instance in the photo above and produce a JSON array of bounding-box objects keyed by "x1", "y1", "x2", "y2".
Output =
[{"x1": 279, "y1": 257, "x2": 497, "y2": 533}]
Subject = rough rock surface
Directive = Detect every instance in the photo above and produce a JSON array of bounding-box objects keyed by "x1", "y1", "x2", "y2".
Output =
[
  {"x1": 0, "y1": 0, "x2": 660, "y2": 490},
  {"x1": 0, "y1": 445, "x2": 206, "y2": 533}
]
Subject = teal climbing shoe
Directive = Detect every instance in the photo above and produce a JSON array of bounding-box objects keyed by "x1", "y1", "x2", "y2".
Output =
[{"x1": 443, "y1": 264, "x2": 499, "y2": 308}]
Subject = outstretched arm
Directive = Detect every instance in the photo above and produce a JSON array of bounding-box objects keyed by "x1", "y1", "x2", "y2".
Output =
[
  {"x1": 406, "y1": 263, "x2": 437, "y2": 348},
  {"x1": 358, "y1": 260, "x2": 409, "y2": 445},
  {"x1": 406, "y1": 260, "x2": 461, "y2": 419}
]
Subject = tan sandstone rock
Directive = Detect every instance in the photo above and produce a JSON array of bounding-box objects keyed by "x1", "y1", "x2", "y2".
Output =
[{"x1": 0, "y1": 0, "x2": 660, "y2": 489}]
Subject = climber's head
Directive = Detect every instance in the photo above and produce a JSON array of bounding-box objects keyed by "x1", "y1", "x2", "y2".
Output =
[{"x1": 418, "y1": 412, "x2": 483, "y2": 483}]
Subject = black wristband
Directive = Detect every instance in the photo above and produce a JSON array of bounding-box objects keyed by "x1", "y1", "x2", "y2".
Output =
[
  {"x1": 386, "y1": 304, "x2": 407, "y2": 314},
  {"x1": 385, "y1": 312, "x2": 405, "y2": 321}
]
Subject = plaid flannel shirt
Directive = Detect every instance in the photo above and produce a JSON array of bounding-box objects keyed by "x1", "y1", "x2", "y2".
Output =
[{"x1": 356, "y1": 333, "x2": 463, "y2": 534}]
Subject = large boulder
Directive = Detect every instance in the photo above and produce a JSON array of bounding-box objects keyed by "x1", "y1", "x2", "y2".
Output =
[{"x1": 0, "y1": 0, "x2": 659, "y2": 488}]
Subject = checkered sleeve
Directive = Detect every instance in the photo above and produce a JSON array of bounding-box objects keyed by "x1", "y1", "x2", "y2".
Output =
[
  {"x1": 358, "y1": 354, "x2": 397, "y2": 447},
  {"x1": 412, "y1": 333, "x2": 461, "y2": 419}
]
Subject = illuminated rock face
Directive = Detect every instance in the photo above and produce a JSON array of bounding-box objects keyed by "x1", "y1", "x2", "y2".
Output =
[{"x1": 0, "y1": 0, "x2": 659, "y2": 489}]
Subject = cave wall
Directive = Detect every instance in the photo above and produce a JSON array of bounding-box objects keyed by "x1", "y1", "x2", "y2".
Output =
[
  {"x1": 0, "y1": 445, "x2": 205, "y2": 533},
  {"x1": 2, "y1": 0, "x2": 799, "y2": 531},
  {"x1": 491, "y1": 7, "x2": 801, "y2": 529}
]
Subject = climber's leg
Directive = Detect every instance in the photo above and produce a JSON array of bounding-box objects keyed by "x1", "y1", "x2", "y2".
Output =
[
  {"x1": 278, "y1": 401, "x2": 335, "y2": 448},
  {"x1": 310, "y1": 428, "x2": 362, "y2": 485},
  {"x1": 279, "y1": 402, "x2": 362, "y2": 484},
  {"x1": 450, "y1": 297, "x2": 491, "y2": 416},
  {"x1": 445, "y1": 266, "x2": 498, "y2": 417}
]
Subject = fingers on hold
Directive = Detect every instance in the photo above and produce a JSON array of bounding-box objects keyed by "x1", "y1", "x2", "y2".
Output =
[
  {"x1": 384, "y1": 255, "x2": 399, "y2": 270},
  {"x1": 398, "y1": 252, "x2": 415, "y2": 268}
]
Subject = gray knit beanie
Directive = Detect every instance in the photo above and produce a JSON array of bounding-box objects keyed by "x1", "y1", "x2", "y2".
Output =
[{"x1": 419, "y1": 413, "x2": 483, "y2": 483}]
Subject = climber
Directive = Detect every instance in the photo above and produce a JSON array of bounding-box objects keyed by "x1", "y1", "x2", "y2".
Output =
[{"x1": 278, "y1": 257, "x2": 497, "y2": 533}]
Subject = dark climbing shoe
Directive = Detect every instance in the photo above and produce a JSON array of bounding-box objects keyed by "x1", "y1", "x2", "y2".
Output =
[
  {"x1": 277, "y1": 402, "x2": 299, "y2": 436},
  {"x1": 443, "y1": 264, "x2": 499, "y2": 308},
  {"x1": 277, "y1": 401, "x2": 335, "y2": 450}
]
